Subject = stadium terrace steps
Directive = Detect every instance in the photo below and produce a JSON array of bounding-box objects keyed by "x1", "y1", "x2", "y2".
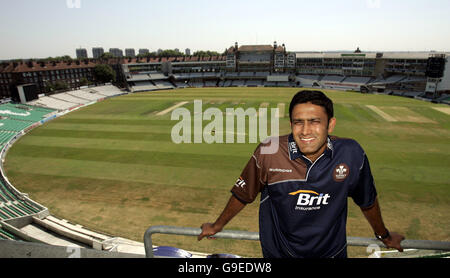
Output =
[
  {"x1": 0, "y1": 213, "x2": 150, "y2": 255},
  {"x1": 26, "y1": 85, "x2": 124, "y2": 111},
  {"x1": 0, "y1": 225, "x2": 18, "y2": 240},
  {"x1": 0, "y1": 239, "x2": 145, "y2": 258},
  {"x1": 28, "y1": 96, "x2": 76, "y2": 110},
  {"x1": 0, "y1": 178, "x2": 46, "y2": 221},
  {"x1": 49, "y1": 93, "x2": 90, "y2": 104}
]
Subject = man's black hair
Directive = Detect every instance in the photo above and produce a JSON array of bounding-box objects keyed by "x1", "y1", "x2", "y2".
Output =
[{"x1": 289, "y1": 90, "x2": 334, "y2": 122}]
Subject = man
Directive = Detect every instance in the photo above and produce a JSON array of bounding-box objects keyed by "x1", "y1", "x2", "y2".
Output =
[{"x1": 198, "y1": 90, "x2": 404, "y2": 258}]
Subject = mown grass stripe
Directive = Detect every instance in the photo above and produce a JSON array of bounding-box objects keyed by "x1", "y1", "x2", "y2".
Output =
[
  {"x1": 36, "y1": 123, "x2": 172, "y2": 134},
  {"x1": 15, "y1": 135, "x2": 254, "y2": 158},
  {"x1": 53, "y1": 118, "x2": 175, "y2": 126},
  {"x1": 5, "y1": 171, "x2": 230, "y2": 194},
  {"x1": 9, "y1": 144, "x2": 248, "y2": 171},
  {"x1": 28, "y1": 128, "x2": 172, "y2": 142},
  {"x1": 6, "y1": 156, "x2": 241, "y2": 189}
]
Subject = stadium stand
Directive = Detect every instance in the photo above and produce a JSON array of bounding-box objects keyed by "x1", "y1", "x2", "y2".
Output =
[
  {"x1": 28, "y1": 96, "x2": 76, "y2": 110},
  {"x1": 131, "y1": 81, "x2": 159, "y2": 92},
  {"x1": 27, "y1": 85, "x2": 124, "y2": 110}
]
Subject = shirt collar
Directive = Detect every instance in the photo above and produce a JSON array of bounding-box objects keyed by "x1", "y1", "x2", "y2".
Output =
[{"x1": 288, "y1": 133, "x2": 334, "y2": 161}]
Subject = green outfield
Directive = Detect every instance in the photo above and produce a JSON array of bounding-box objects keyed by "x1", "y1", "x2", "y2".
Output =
[{"x1": 4, "y1": 87, "x2": 450, "y2": 257}]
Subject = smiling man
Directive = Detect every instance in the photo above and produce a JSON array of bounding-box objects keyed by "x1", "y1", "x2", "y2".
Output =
[{"x1": 198, "y1": 90, "x2": 404, "y2": 258}]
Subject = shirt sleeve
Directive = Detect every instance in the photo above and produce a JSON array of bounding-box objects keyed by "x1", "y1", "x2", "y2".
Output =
[
  {"x1": 230, "y1": 145, "x2": 266, "y2": 204},
  {"x1": 350, "y1": 153, "x2": 377, "y2": 208}
]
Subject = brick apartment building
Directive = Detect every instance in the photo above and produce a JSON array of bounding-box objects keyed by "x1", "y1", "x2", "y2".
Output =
[{"x1": 0, "y1": 59, "x2": 125, "y2": 99}]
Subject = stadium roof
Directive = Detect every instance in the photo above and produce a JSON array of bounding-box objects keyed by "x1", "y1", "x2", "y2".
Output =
[
  {"x1": 0, "y1": 60, "x2": 97, "y2": 73},
  {"x1": 226, "y1": 43, "x2": 285, "y2": 54},
  {"x1": 295, "y1": 51, "x2": 449, "y2": 59},
  {"x1": 238, "y1": 45, "x2": 284, "y2": 52}
]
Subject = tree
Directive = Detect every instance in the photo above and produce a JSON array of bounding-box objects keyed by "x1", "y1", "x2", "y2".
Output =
[
  {"x1": 93, "y1": 64, "x2": 116, "y2": 83},
  {"x1": 159, "y1": 49, "x2": 184, "y2": 57},
  {"x1": 100, "y1": 52, "x2": 114, "y2": 60},
  {"x1": 79, "y1": 77, "x2": 89, "y2": 86},
  {"x1": 193, "y1": 50, "x2": 221, "y2": 57},
  {"x1": 54, "y1": 80, "x2": 69, "y2": 90},
  {"x1": 44, "y1": 81, "x2": 55, "y2": 93}
]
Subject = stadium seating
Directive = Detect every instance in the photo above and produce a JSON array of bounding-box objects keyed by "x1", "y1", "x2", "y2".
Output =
[
  {"x1": 27, "y1": 85, "x2": 124, "y2": 110},
  {"x1": 131, "y1": 81, "x2": 159, "y2": 92},
  {"x1": 369, "y1": 75, "x2": 407, "y2": 85},
  {"x1": 246, "y1": 80, "x2": 263, "y2": 86},
  {"x1": 0, "y1": 101, "x2": 58, "y2": 224},
  {"x1": 321, "y1": 75, "x2": 346, "y2": 82},
  {"x1": 341, "y1": 76, "x2": 372, "y2": 84},
  {"x1": 154, "y1": 81, "x2": 174, "y2": 90},
  {"x1": 28, "y1": 96, "x2": 77, "y2": 110},
  {"x1": 174, "y1": 81, "x2": 189, "y2": 88},
  {"x1": 204, "y1": 80, "x2": 218, "y2": 87},
  {"x1": 255, "y1": 71, "x2": 270, "y2": 77},
  {"x1": 0, "y1": 225, "x2": 19, "y2": 240},
  {"x1": 296, "y1": 75, "x2": 321, "y2": 87},
  {"x1": 0, "y1": 177, "x2": 43, "y2": 221},
  {"x1": 49, "y1": 93, "x2": 89, "y2": 104}
]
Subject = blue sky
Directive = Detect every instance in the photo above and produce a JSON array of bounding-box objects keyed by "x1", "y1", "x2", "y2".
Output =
[{"x1": 0, "y1": 0, "x2": 449, "y2": 59}]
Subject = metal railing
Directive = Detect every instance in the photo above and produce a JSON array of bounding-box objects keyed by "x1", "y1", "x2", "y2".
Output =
[{"x1": 144, "y1": 225, "x2": 450, "y2": 258}]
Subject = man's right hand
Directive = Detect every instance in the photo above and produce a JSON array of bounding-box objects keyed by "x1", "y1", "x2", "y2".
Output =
[
  {"x1": 197, "y1": 223, "x2": 222, "y2": 241},
  {"x1": 197, "y1": 195, "x2": 246, "y2": 241}
]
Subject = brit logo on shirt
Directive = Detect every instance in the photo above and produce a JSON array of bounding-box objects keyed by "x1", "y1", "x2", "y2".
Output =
[{"x1": 333, "y1": 163, "x2": 349, "y2": 182}]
